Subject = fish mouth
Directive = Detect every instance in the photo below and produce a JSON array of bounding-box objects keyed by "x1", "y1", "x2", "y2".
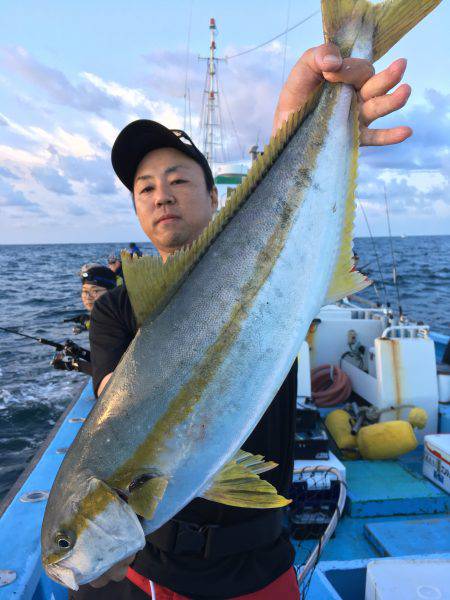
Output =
[{"x1": 45, "y1": 562, "x2": 79, "y2": 591}]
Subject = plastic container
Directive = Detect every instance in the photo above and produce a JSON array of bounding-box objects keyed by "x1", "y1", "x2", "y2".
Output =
[
  {"x1": 423, "y1": 434, "x2": 450, "y2": 494},
  {"x1": 365, "y1": 558, "x2": 450, "y2": 599}
]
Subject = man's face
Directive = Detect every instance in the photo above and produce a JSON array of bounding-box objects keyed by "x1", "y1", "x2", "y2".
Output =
[
  {"x1": 81, "y1": 283, "x2": 108, "y2": 312},
  {"x1": 133, "y1": 148, "x2": 218, "y2": 259}
]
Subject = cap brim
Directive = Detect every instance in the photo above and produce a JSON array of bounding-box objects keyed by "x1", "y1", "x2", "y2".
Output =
[{"x1": 111, "y1": 120, "x2": 207, "y2": 191}]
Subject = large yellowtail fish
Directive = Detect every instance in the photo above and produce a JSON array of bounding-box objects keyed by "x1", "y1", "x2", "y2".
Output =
[{"x1": 41, "y1": 0, "x2": 440, "y2": 589}]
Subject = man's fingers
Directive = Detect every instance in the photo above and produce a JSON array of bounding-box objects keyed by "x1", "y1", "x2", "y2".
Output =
[
  {"x1": 359, "y1": 58, "x2": 407, "y2": 102},
  {"x1": 110, "y1": 563, "x2": 130, "y2": 583},
  {"x1": 323, "y1": 58, "x2": 375, "y2": 90},
  {"x1": 359, "y1": 84, "x2": 411, "y2": 126},
  {"x1": 312, "y1": 43, "x2": 343, "y2": 73},
  {"x1": 360, "y1": 126, "x2": 412, "y2": 147}
]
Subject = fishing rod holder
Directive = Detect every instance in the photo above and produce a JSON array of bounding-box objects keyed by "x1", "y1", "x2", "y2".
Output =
[
  {"x1": 381, "y1": 325, "x2": 430, "y2": 340},
  {"x1": 20, "y1": 490, "x2": 48, "y2": 503}
]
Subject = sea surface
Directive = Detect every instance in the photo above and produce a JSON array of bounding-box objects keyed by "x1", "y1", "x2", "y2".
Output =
[{"x1": 0, "y1": 236, "x2": 449, "y2": 501}]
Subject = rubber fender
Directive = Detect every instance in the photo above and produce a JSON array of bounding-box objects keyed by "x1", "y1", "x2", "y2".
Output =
[
  {"x1": 325, "y1": 409, "x2": 358, "y2": 450},
  {"x1": 357, "y1": 420, "x2": 418, "y2": 460}
]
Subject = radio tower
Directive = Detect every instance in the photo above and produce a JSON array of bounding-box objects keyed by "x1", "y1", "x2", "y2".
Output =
[{"x1": 199, "y1": 18, "x2": 225, "y2": 171}]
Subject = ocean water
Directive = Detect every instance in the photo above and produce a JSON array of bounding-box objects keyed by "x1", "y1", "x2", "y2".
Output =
[{"x1": 0, "y1": 236, "x2": 449, "y2": 501}]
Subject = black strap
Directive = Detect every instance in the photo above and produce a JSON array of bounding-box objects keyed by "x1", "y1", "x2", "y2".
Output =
[{"x1": 147, "y1": 509, "x2": 284, "y2": 560}]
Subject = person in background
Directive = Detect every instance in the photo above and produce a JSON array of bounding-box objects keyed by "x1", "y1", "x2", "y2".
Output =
[
  {"x1": 108, "y1": 254, "x2": 124, "y2": 286},
  {"x1": 128, "y1": 242, "x2": 143, "y2": 257},
  {"x1": 52, "y1": 265, "x2": 117, "y2": 375},
  {"x1": 80, "y1": 265, "x2": 117, "y2": 312}
]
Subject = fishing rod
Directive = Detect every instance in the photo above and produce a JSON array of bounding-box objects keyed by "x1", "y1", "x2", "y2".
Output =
[
  {"x1": 383, "y1": 183, "x2": 403, "y2": 318},
  {"x1": 359, "y1": 202, "x2": 389, "y2": 307},
  {"x1": 0, "y1": 325, "x2": 65, "y2": 351},
  {"x1": 0, "y1": 326, "x2": 90, "y2": 362}
]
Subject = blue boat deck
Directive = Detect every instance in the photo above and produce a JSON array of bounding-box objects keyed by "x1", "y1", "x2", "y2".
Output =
[
  {"x1": 0, "y1": 380, "x2": 449, "y2": 598},
  {"x1": 299, "y1": 448, "x2": 450, "y2": 598}
]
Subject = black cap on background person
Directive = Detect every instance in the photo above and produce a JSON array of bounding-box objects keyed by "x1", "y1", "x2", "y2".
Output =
[
  {"x1": 80, "y1": 266, "x2": 117, "y2": 289},
  {"x1": 80, "y1": 265, "x2": 117, "y2": 313}
]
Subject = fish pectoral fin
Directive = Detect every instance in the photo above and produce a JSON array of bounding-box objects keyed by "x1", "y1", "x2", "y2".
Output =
[
  {"x1": 200, "y1": 450, "x2": 291, "y2": 509},
  {"x1": 128, "y1": 475, "x2": 169, "y2": 520}
]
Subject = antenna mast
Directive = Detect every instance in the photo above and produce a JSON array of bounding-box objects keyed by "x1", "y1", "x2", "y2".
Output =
[{"x1": 199, "y1": 18, "x2": 225, "y2": 170}]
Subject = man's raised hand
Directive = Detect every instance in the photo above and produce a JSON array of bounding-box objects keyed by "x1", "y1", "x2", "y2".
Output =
[{"x1": 272, "y1": 43, "x2": 412, "y2": 147}]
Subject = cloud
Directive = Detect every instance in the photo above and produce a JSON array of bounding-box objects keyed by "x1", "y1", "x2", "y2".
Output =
[
  {"x1": 1, "y1": 46, "x2": 121, "y2": 115},
  {"x1": 89, "y1": 117, "x2": 119, "y2": 147},
  {"x1": 0, "y1": 166, "x2": 18, "y2": 179},
  {"x1": 0, "y1": 144, "x2": 48, "y2": 167},
  {"x1": 0, "y1": 112, "x2": 101, "y2": 159},
  {"x1": 58, "y1": 155, "x2": 117, "y2": 195},
  {"x1": 81, "y1": 72, "x2": 182, "y2": 127},
  {"x1": 0, "y1": 178, "x2": 43, "y2": 212},
  {"x1": 31, "y1": 166, "x2": 74, "y2": 195}
]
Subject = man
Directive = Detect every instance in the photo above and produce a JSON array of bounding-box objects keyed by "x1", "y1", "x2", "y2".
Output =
[
  {"x1": 79, "y1": 264, "x2": 118, "y2": 313},
  {"x1": 52, "y1": 265, "x2": 117, "y2": 375},
  {"x1": 108, "y1": 254, "x2": 124, "y2": 285},
  {"x1": 129, "y1": 242, "x2": 143, "y2": 257},
  {"x1": 75, "y1": 45, "x2": 411, "y2": 599}
]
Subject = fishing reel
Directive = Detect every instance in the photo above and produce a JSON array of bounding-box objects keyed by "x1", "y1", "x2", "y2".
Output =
[
  {"x1": 51, "y1": 340, "x2": 91, "y2": 375},
  {"x1": 63, "y1": 314, "x2": 90, "y2": 335}
]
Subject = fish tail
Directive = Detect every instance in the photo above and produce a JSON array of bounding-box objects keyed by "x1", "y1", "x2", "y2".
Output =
[{"x1": 321, "y1": 0, "x2": 441, "y2": 62}]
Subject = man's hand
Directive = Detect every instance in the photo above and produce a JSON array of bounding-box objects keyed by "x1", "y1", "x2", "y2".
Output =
[
  {"x1": 89, "y1": 554, "x2": 136, "y2": 588},
  {"x1": 272, "y1": 43, "x2": 412, "y2": 147}
]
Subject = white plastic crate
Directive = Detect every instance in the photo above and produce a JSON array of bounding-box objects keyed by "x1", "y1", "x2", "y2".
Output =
[
  {"x1": 365, "y1": 558, "x2": 450, "y2": 599},
  {"x1": 423, "y1": 434, "x2": 450, "y2": 494}
]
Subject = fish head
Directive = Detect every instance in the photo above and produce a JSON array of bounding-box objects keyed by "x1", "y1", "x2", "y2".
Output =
[{"x1": 41, "y1": 475, "x2": 145, "y2": 590}]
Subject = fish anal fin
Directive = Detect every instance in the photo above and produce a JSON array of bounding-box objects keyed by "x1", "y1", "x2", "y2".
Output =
[
  {"x1": 123, "y1": 84, "x2": 324, "y2": 328},
  {"x1": 128, "y1": 475, "x2": 169, "y2": 520},
  {"x1": 200, "y1": 450, "x2": 291, "y2": 509}
]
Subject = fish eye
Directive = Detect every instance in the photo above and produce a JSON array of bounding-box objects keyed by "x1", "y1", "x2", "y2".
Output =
[{"x1": 55, "y1": 532, "x2": 73, "y2": 549}]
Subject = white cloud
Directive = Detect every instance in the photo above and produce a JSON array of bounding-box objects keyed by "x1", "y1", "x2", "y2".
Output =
[
  {"x1": 81, "y1": 72, "x2": 182, "y2": 127},
  {"x1": 0, "y1": 112, "x2": 100, "y2": 158},
  {"x1": 0, "y1": 144, "x2": 48, "y2": 167},
  {"x1": 433, "y1": 198, "x2": 450, "y2": 218},
  {"x1": 89, "y1": 117, "x2": 119, "y2": 147}
]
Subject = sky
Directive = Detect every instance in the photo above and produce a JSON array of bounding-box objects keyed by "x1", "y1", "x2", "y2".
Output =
[{"x1": 0, "y1": 0, "x2": 449, "y2": 244}]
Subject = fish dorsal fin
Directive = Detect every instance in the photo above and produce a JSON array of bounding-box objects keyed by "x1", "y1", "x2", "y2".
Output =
[
  {"x1": 122, "y1": 85, "x2": 324, "y2": 328},
  {"x1": 325, "y1": 92, "x2": 370, "y2": 305},
  {"x1": 321, "y1": 0, "x2": 441, "y2": 61},
  {"x1": 200, "y1": 450, "x2": 291, "y2": 508}
]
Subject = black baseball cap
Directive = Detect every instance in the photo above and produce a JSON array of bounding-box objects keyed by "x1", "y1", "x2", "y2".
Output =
[
  {"x1": 111, "y1": 120, "x2": 214, "y2": 192},
  {"x1": 80, "y1": 266, "x2": 117, "y2": 290}
]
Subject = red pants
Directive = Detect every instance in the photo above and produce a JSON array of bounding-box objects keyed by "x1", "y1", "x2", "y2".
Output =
[{"x1": 127, "y1": 566, "x2": 299, "y2": 599}]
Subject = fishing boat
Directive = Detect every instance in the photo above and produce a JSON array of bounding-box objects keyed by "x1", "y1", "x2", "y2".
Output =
[
  {"x1": 2, "y1": 6, "x2": 450, "y2": 598},
  {"x1": 0, "y1": 293, "x2": 449, "y2": 599}
]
